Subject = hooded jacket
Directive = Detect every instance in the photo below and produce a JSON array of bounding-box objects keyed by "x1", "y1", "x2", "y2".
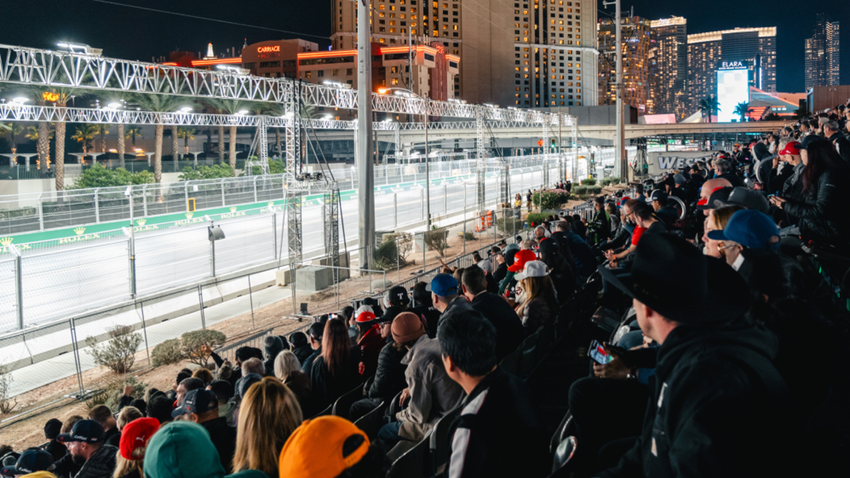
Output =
[
  {"x1": 262, "y1": 336, "x2": 285, "y2": 377},
  {"x1": 73, "y1": 445, "x2": 117, "y2": 478},
  {"x1": 783, "y1": 168, "x2": 850, "y2": 246},
  {"x1": 396, "y1": 335, "x2": 465, "y2": 441},
  {"x1": 357, "y1": 324, "x2": 385, "y2": 378},
  {"x1": 600, "y1": 319, "x2": 796, "y2": 478}
]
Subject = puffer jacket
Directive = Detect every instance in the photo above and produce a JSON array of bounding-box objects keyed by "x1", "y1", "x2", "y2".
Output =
[
  {"x1": 783, "y1": 168, "x2": 850, "y2": 246},
  {"x1": 367, "y1": 337, "x2": 408, "y2": 400},
  {"x1": 74, "y1": 444, "x2": 117, "y2": 478}
]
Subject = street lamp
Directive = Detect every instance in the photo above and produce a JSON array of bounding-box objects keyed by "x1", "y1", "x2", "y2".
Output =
[
  {"x1": 57, "y1": 42, "x2": 103, "y2": 56},
  {"x1": 378, "y1": 87, "x2": 432, "y2": 229},
  {"x1": 179, "y1": 106, "x2": 193, "y2": 113},
  {"x1": 11, "y1": 97, "x2": 29, "y2": 105}
]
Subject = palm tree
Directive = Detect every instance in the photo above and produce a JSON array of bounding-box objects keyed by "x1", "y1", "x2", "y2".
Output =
[
  {"x1": 42, "y1": 87, "x2": 82, "y2": 190},
  {"x1": 96, "y1": 124, "x2": 110, "y2": 154},
  {"x1": 171, "y1": 124, "x2": 180, "y2": 162},
  {"x1": 733, "y1": 102, "x2": 752, "y2": 123},
  {"x1": 125, "y1": 126, "x2": 144, "y2": 146},
  {"x1": 207, "y1": 99, "x2": 251, "y2": 175},
  {"x1": 698, "y1": 96, "x2": 720, "y2": 123},
  {"x1": 177, "y1": 127, "x2": 196, "y2": 155},
  {"x1": 5, "y1": 122, "x2": 23, "y2": 153},
  {"x1": 25, "y1": 125, "x2": 54, "y2": 169},
  {"x1": 132, "y1": 93, "x2": 183, "y2": 183},
  {"x1": 71, "y1": 124, "x2": 98, "y2": 156}
]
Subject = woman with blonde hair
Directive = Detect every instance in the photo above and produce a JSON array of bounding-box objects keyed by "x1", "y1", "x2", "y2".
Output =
[
  {"x1": 703, "y1": 206, "x2": 742, "y2": 259},
  {"x1": 116, "y1": 406, "x2": 143, "y2": 431},
  {"x1": 273, "y1": 350, "x2": 312, "y2": 416},
  {"x1": 513, "y1": 260, "x2": 559, "y2": 333},
  {"x1": 232, "y1": 377, "x2": 303, "y2": 478},
  {"x1": 113, "y1": 417, "x2": 159, "y2": 478}
]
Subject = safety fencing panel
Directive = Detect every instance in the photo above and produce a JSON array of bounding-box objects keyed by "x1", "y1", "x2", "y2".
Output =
[
  {"x1": 0, "y1": 260, "x2": 17, "y2": 333},
  {"x1": 134, "y1": 226, "x2": 210, "y2": 295}
]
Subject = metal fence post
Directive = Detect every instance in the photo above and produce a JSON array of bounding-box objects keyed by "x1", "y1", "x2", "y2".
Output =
[
  {"x1": 248, "y1": 275, "x2": 256, "y2": 329},
  {"x1": 393, "y1": 192, "x2": 398, "y2": 229},
  {"x1": 420, "y1": 188, "x2": 425, "y2": 220},
  {"x1": 69, "y1": 318, "x2": 85, "y2": 398},
  {"x1": 198, "y1": 285, "x2": 207, "y2": 329},
  {"x1": 221, "y1": 179, "x2": 226, "y2": 207},
  {"x1": 272, "y1": 213, "x2": 278, "y2": 260},
  {"x1": 14, "y1": 249, "x2": 23, "y2": 330},
  {"x1": 37, "y1": 193, "x2": 44, "y2": 231},
  {"x1": 94, "y1": 189, "x2": 100, "y2": 223},
  {"x1": 142, "y1": 184, "x2": 149, "y2": 217},
  {"x1": 253, "y1": 176, "x2": 259, "y2": 203},
  {"x1": 443, "y1": 184, "x2": 448, "y2": 213},
  {"x1": 138, "y1": 301, "x2": 151, "y2": 366},
  {"x1": 184, "y1": 182, "x2": 190, "y2": 211}
]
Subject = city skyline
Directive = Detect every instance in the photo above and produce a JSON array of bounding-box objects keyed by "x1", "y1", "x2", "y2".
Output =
[{"x1": 0, "y1": 1, "x2": 847, "y2": 94}]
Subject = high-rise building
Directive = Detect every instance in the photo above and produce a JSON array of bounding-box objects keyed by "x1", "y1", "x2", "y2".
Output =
[
  {"x1": 598, "y1": 16, "x2": 652, "y2": 114},
  {"x1": 649, "y1": 17, "x2": 687, "y2": 118},
  {"x1": 687, "y1": 27, "x2": 776, "y2": 112},
  {"x1": 805, "y1": 13, "x2": 840, "y2": 90},
  {"x1": 330, "y1": 0, "x2": 598, "y2": 108}
]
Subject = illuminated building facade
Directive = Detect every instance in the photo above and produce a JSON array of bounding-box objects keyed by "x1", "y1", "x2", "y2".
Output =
[
  {"x1": 649, "y1": 17, "x2": 688, "y2": 119},
  {"x1": 330, "y1": 0, "x2": 597, "y2": 107},
  {"x1": 687, "y1": 27, "x2": 776, "y2": 112},
  {"x1": 598, "y1": 16, "x2": 652, "y2": 114},
  {"x1": 805, "y1": 13, "x2": 840, "y2": 90}
]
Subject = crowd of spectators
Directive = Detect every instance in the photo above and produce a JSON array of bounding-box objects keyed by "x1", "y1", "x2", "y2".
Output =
[{"x1": 2, "y1": 106, "x2": 849, "y2": 477}]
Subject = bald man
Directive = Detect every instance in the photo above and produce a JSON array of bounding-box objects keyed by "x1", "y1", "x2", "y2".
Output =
[{"x1": 699, "y1": 178, "x2": 732, "y2": 204}]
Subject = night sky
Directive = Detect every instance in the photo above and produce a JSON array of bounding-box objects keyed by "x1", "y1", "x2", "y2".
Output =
[{"x1": 0, "y1": 0, "x2": 847, "y2": 93}]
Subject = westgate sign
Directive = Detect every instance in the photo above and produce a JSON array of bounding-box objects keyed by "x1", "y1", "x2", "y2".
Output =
[{"x1": 647, "y1": 151, "x2": 715, "y2": 175}]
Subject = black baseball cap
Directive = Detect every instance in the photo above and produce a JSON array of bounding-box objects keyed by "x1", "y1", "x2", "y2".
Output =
[
  {"x1": 387, "y1": 286, "x2": 410, "y2": 307},
  {"x1": 648, "y1": 190, "x2": 668, "y2": 204},
  {"x1": 0, "y1": 448, "x2": 54, "y2": 476},
  {"x1": 171, "y1": 389, "x2": 218, "y2": 418},
  {"x1": 56, "y1": 419, "x2": 104, "y2": 444},
  {"x1": 696, "y1": 187, "x2": 733, "y2": 211}
]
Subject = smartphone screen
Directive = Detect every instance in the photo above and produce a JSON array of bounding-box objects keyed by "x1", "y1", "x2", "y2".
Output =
[{"x1": 589, "y1": 340, "x2": 613, "y2": 365}]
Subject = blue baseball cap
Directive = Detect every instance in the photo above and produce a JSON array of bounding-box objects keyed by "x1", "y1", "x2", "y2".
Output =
[
  {"x1": 171, "y1": 389, "x2": 218, "y2": 418},
  {"x1": 56, "y1": 419, "x2": 104, "y2": 444},
  {"x1": 425, "y1": 274, "x2": 459, "y2": 297},
  {"x1": 0, "y1": 448, "x2": 54, "y2": 476},
  {"x1": 706, "y1": 210, "x2": 780, "y2": 250}
]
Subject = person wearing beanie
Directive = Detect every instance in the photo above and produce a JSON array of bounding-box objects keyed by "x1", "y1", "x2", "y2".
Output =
[
  {"x1": 301, "y1": 322, "x2": 325, "y2": 376},
  {"x1": 375, "y1": 311, "x2": 463, "y2": 457},
  {"x1": 143, "y1": 422, "x2": 267, "y2": 478},
  {"x1": 287, "y1": 331, "x2": 313, "y2": 367},
  {"x1": 278, "y1": 417, "x2": 385, "y2": 478},
  {"x1": 43, "y1": 419, "x2": 65, "y2": 462},
  {"x1": 262, "y1": 336, "x2": 285, "y2": 377},
  {"x1": 114, "y1": 418, "x2": 159, "y2": 478}
]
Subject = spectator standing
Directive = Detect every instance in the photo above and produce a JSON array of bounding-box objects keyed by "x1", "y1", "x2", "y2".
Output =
[
  {"x1": 597, "y1": 234, "x2": 794, "y2": 477},
  {"x1": 233, "y1": 378, "x2": 302, "y2": 478},
  {"x1": 301, "y1": 323, "x2": 325, "y2": 376},
  {"x1": 354, "y1": 309, "x2": 385, "y2": 378},
  {"x1": 460, "y1": 266, "x2": 524, "y2": 360},
  {"x1": 438, "y1": 310, "x2": 549, "y2": 478},
  {"x1": 56, "y1": 420, "x2": 117, "y2": 478},
  {"x1": 172, "y1": 389, "x2": 235, "y2": 473},
  {"x1": 143, "y1": 421, "x2": 268, "y2": 478},
  {"x1": 43, "y1": 419, "x2": 65, "y2": 462},
  {"x1": 587, "y1": 196, "x2": 612, "y2": 245},
  {"x1": 513, "y1": 261, "x2": 559, "y2": 333},
  {"x1": 88, "y1": 406, "x2": 121, "y2": 448},
  {"x1": 376, "y1": 312, "x2": 464, "y2": 454},
  {"x1": 174, "y1": 378, "x2": 205, "y2": 408},
  {"x1": 262, "y1": 336, "x2": 285, "y2": 377},
  {"x1": 113, "y1": 417, "x2": 158, "y2": 478},
  {"x1": 310, "y1": 319, "x2": 361, "y2": 412},
  {"x1": 273, "y1": 350, "x2": 312, "y2": 418}
]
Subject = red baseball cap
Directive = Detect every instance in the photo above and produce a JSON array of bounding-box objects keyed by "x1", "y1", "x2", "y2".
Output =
[
  {"x1": 355, "y1": 310, "x2": 376, "y2": 323},
  {"x1": 119, "y1": 417, "x2": 159, "y2": 460},
  {"x1": 508, "y1": 249, "x2": 538, "y2": 273},
  {"x1": 779, "y1": 141, "x2": 802, "y2": 156}
]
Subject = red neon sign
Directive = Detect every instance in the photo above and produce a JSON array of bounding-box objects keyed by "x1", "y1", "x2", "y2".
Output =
[{"x1": 257, "y1": 46, "x2": 281, "y2": 53}]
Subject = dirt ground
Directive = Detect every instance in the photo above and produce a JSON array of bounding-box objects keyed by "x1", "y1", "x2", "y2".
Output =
[{"x1": 0, "y1": 185, "x2": 626, "y2": 448}]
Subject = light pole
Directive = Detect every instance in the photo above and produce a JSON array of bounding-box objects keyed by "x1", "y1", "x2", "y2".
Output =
[
  {"x1": 603, "y1": 0, "x2": 625, "y2": 182},
  {"x1": 356, "y1": 0, "x2": 376, "y2": 267},
  {"x1": 379, "y1": 87, "x2": 431, "y2": 230}
]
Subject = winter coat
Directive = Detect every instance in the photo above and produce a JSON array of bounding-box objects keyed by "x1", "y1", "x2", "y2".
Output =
[
  {"x1": 283, "y1": 370, "x2": 313, "y2": 417},
  {"x1": 367, "y1": 337, "x2": 408, "y2": 400},
  {"x1": 469, "y1": 292, "x2": 524, "y2": 360},
  {"x1": 396, "y1": 335, "x2": 465, "y2": 442},
  {"x1": 446, "y1": 368, "x2": 549, "y2": 478},
  {"x1": 309, "y1": 349, "x2": 362, "y2": 412},
  {"x1": 73, "y1": 445, "x2": 117, "y2": 478},
  {"x1": 587, "y1": 209, "x2": 611, "y2": 245},
  {"x1": 783, "y1": 168, "x2": 850, "y2": 246},
  {"x1": 599, "y1": 319, "x2": 796, "y2": 478},
  {"x1": 291, "y1": 343, "x2": 313, "y2": 368},
  {"x1": 411, "y1": 304, "x2": 441, "y2": 339},
  {"x1": 562, "y1": 231, "x2": 596, "y2": 281},
  {"x1": 516, "y1": 295, "x2": 556, "y2": 333},
  {"x1": 52, "y1": 451, "x2": 82, "y2": 478},
  {"x1": 262, "y1": 336, "x2": 285, "y2": 377},
  {"x1": 357, "y1": 324, "x2": 386, "y2": 378},
  {"x1": 102, "y1": 427, "x2": 121, "y2": 449},
  {"x1": 437, "y1": 296, "x2": 475, "y2": 329},
  {"x1": 200, "y1": 416, "x2": 236, "y2": 473}
]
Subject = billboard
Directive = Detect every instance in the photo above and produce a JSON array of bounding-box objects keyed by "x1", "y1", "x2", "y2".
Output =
[{"x1": 717, "y1": 61, "x2": 749, "y2": 123}]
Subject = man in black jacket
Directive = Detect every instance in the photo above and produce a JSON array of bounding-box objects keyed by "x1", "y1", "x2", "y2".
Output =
[
  {"x1": 87, "y1": 406, "x2": 120, "y2": 448},
  {"x1": 43, "y1": 418, "x2": 66, "y2": 462},
  {"x1": 428, "y1": 274, "x2": 475, "y2": 328},
  {"x1": 598, "y1": 234, "x2": 795, "y2": 478},
  {"x1": 460, "y1": 266, "x2": 524, "y2": 360},
  {"x1": 348, "y1": 313, "x2": 409, "y2": 422},
  {"x1": 439, "y1": 308, "x2": 549, "y2": 478},
  {"x1": 173, "y1": 389, "x2": 236, "y2": 473},
  {"x1": 56, "y1": 420, "x2": 117, "y2": 478},
  {"x1": 302, "y1": 322, "x2": 325, "y2": 376},
  {"x1": 824, "y1": 120, "x2": 850, "y2": 163}
]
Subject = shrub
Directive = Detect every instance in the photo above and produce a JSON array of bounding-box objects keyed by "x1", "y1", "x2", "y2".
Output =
[
  {"x1": 572, "y1": 185, "x2": 588, "y2": 198},
  {"x1": 526, "y1": 212, "x2": 549, "y2": 228},
  {"x1": 461, "y1": 232, "x2": 476, "y2": 241},
  {"x1": 372, "y1": 239, "x2": 401, "y2": 271},
  {"x1": 580, "y1": 178, "x2": 597, "y2": 186},
  {"x1": 0, "y1": 365, "x2": 16, "y2": 415},
  {"x1": 423, "y1": 229, "x2": 449, "y2": 257},
  {"x1": 85, "y1": 376, "x2": 148, "y2": 412},
  {"x1": 531, "y1": 189, "x2": 571, "y2": 210},
  {"x1": 600, "y1": 178, "x2": 612, "y2": 187},
  {"x1": 86, "y1": 325, "x2": 143, "y2": 375},
  {"x1": 152, "y1": 338, "x2": 185, "y2": 367},
  {"x1": 607, "y1": 176, "x2": 620, "y2": 184},
  {"x1": 181, "y1": 330, "x2": 227, "y2": 366},
  {"x1": 586, "y1": 186, "x2": 603, "y2": 196},
  {"x1": 496, "y1": 216, "x2": 524, "y2": 235},
  {"x1": 382, "y1": 233, "x2": 413, "y2": 263}
]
